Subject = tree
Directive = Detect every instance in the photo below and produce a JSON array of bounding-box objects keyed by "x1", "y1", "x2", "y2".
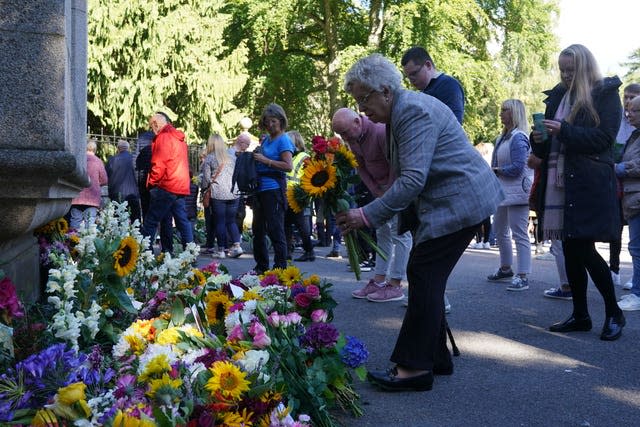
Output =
[
  {"x1": 623, "y1": 47, "x2": 640, "y2": 83},
  {"x1": 88, "y1": 0, "x2": 248, "y2": 141}
]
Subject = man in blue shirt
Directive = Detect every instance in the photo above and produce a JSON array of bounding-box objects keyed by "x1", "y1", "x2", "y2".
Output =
[{"x1": 401, "y1": 46, "x2": 465, "y2": 124}]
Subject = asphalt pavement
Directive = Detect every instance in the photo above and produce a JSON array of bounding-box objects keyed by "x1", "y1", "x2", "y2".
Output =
[{"x1": 197, "y1": 239, "x2": 640, "y2": 427}]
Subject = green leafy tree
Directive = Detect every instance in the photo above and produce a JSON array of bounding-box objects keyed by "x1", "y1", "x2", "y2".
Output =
[
  {"x1": 623, "y1": 47, "x2": 640, "y2": 83},
  {"x1": 88, "y1": 0, "x2": 249, "y2": 141}
]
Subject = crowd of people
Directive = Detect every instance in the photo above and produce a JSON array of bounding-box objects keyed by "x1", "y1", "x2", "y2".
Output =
[{"x1": 68, "y1": 43, "x2": 640, "y2": 393}]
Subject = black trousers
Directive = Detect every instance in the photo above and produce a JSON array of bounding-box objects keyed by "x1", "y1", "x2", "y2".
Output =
[
  {"x1": 252, "y1": 189, "x2": 288, "y2": 271},
  {"x1": 563, "y1": 239, "x2": 621, "y2": 318},
  {"x1": 391, "y1": 224, "x2": 477, "y2": 371}
]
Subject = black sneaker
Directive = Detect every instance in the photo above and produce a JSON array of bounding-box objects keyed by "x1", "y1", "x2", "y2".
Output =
[{"x1": 487, "y1": 268, "x2": 514, "y2": 281}]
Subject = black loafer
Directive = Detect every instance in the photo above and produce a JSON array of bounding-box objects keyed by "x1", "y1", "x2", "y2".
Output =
[
  {"x1": 600, "y1": 313, "x2": 625, "y2": 341},
  {"x1": 367, "y1": 367, "x2": 433, "y2": 391},
  {"x1": 433, "y1": 364, "x2": 453, "y2": 376},
  {"x1": 549, "y1": 315, "x2": 592, "y2": 333}
]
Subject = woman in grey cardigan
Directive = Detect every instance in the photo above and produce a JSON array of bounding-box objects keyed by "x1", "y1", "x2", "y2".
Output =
[
  {"x1": 486, "y1": 99, "x2": 534, "y2": 291},
  {"x1": 336, "y1": 53, "x2": 503, "y2": 391},
  {"x1": 616, "y1": 95, "x2": 640, "y2": 311}
]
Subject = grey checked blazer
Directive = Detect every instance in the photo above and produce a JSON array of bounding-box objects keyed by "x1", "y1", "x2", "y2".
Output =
[{"x1": 362, "y1": 89, "x2": 504, "y2": 245}]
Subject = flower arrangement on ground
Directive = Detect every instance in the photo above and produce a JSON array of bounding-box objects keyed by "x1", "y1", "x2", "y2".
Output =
[
  {"x1": 287, "y1": 135, "x2": 384, "y2": 279},
  {"x1": 0, "y1": 205, "x2": 367, "y2": 426}
]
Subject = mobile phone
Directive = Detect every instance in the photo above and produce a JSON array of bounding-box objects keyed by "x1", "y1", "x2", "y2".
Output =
[{"x1": 532, "y1": 113, "x2": 547, "y2": 140}]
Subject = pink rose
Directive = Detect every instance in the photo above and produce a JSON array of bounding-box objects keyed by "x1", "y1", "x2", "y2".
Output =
[
  {"x1": 252, "y1": 332, "x2": 272, "y2": 348},
  {"x1": 0, "y1": 277, "x2": 24, "y2": 321},
  {"x1": 294, "y1": 293, "x2": 313, "y2": 308},
  {"x1": 310, "y1": 309, "x2": 327, "y2": 323},
  {"x1": 248, "y1": 321, "x2": 266, "y2": 337},
  {"x1": 305, "y1": 285, "x2": 320, "y2": 299},
  {"x1": 267, "y1": 312, "x2": 281, "y2": 327},
  {"x1": 228, "y1": 324, "x2": 245, "y2": 341},
  {"x1": 285, "y1": 312, "x2": 302, "y2": 325}
]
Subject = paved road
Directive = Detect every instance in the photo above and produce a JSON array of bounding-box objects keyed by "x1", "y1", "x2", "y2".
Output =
[{"x1": 197, "y1": 241, "x2": 640, "y2": 427}]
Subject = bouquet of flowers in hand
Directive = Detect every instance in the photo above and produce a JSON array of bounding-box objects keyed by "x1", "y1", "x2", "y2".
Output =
[{"x1": 287, "y1": 135, "x2": 385, "y2": 279}]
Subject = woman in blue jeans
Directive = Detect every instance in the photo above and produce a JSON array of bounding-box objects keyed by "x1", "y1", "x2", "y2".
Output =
[
  {"x1": 251, "y1": 104, "x2": 294, "y2": 273},
  {"x1": 616, "y1": 95, "x2": 640, "y2": 311},
  {"x1": 202, "y1": 133, "x2": 243, "y2": 259}
]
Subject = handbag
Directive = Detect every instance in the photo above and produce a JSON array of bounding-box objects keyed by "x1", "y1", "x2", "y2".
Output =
[{"x1": 202, "y1": 187, "x2": 211, "y2": 208}]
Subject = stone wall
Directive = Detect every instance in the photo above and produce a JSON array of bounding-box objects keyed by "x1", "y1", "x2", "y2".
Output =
[{"x1": 0, "y1": 1, "x2": 89, "y2": 301}]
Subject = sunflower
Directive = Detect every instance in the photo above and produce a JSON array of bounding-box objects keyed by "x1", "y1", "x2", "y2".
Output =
[
  {"x1": 286, "y1": 185, "x2": 303, "y2": 214},
  {"x1": 190, "y1": 269, "x2": 206, "y2": 287},
  {"x1": 146, "y1": 373, "x2": 183, "y2": 399},
  {"x1": 205, "y1": 360, "x2": 251, "y2": 400},
  {"x1": 279, "y1": 265, "x2": 302, "y2": 287},
  {"x1": 205, "y1": 290, "x2": 232, "y2": 326},
  {"x1": 56, "y1": 218, "x2": 69, "y2": 235},
  {"x1": 300, "y1": 159, "x2": 337, "y2": 197},
  {"x1": 113, "y1": 236, "x2": 139, "y2": 277},
  {"x1": 336, "y1": 144, "x2": 359, "y2": 168},
  {"x1": 220, "y1": 408, "x2": 255, "y2": 427}
]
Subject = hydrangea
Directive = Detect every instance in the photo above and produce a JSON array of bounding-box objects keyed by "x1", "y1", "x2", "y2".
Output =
[{"x1": 339, "y1": 336, "x2": 369, "y2": 368}]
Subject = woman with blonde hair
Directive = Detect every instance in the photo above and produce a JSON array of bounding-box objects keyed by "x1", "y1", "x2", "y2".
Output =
[
  {"x1": 201, "y1": 133, "x2": 243, "y2": 258},
  {"x1": 531, "y1": 44, "x2": 625, "y2": 340},
  {"x1": 486, "y1": 99, "x2": 533, "y2": 291}
]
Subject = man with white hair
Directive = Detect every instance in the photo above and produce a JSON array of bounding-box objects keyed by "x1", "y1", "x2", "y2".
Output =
[
  {"x1": 141, "y1": 112, "x2": 194, "y2": 251},
  {"x1": 106, "y1": 139, "x2": 141, "y2": 222}
]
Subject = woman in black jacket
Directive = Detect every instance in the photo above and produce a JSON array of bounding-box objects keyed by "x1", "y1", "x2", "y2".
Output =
[{"x1": 532, "y1": 44, "x2": 625, "y2": 341}]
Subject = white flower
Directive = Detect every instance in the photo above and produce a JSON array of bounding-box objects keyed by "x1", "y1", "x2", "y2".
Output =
[{"x1": 238, "y1": 349, "x2": 269, "y2": 373}]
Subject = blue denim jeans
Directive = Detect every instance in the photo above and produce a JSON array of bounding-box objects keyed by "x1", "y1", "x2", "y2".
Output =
[
  {"x1": 627, "y1": 215, "x2": 640, "y2": 296},
  {"x1": 141, "y1": 187, "x2": 193, "y2": 251},
  {"x1": 212, "y1": 198, "x2": 241, "y2": 249}
]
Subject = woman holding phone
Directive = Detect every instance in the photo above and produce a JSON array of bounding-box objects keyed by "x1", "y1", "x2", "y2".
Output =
[{"x1": 531, "y1": 44, "x2": 625, "y2": 340}]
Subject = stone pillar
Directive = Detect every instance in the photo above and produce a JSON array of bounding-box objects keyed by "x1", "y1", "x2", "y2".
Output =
[{"x1": 0, "y1": 0, "x2": 89, "y2": 301}]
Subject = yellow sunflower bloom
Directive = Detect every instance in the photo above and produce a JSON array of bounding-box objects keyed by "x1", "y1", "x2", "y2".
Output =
[
  {"x1": 242, "y1": 288, "x2": 263, "y2": 301},
  {"x1": 300, "y1": 160, "x2": 337, "y2": 197},
  {"x1": 146, "y1": 373, "x2": 183, "y2": 398},
  {"x1": 286, "y1": 185, "x2": 303, "y2": 213},
  {"x1": 336, "y1": 144, "x2": 359, "y2": 168},
  {"x1": 303, "y1": 274, "x2": 321, "y2": 286},
  {"x1": 139, "y1": 354, "x2": 171, "y2": 382},
  {"x1": 205, "y1": 360, "x2": 251, "y2": 400},
  {"x1": 112, "y1": 410, "x2": 156, "y2": 427},
  {"x1": 205, "y1": 290, "x2": 232, "y2": 326},
  {"x1": 279, "y1": 265, "x2": 302, "y2": 286},
  {"x1": 220, "y1": 408, "x2": 255, "y2": 427},
  {"x1": 56, "y1": 218, "x2": 69, "y2": 235},
  {"x1": 113, "y1": 236, "x2": 139, "y2": 277}
]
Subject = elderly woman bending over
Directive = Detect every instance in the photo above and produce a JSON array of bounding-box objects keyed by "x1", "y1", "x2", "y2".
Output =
[{"x1": 336, "y1": 53, "x2": 503, "y2": 392}]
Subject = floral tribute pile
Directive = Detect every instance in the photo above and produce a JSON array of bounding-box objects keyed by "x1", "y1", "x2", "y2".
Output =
[
  {"x1": 287, "y1": 135, "x2": 383, "y2": 280},
  {"x1": 0, "y1": 202, "x2": 368, "y2": 426}
]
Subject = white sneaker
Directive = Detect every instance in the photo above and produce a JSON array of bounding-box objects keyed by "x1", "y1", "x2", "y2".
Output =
[
  {"x1": 611, "y1": 271, "x2": 620, "y2": 287},
  {"x1": 482, "y1": 242, "x2": 491, "y2": 249},
  {"x1": 623, "y1": 280, "x2": 633, "y2": 290},
  {"x1": 618, "y1": 293, "x2": 640, "y2": 311},
  {"x1": 229, "y1": 246, "x2": 244, "y2": 258},
  {"x1": 213, "y1": 250, "x2": 226, "y2": 259}
]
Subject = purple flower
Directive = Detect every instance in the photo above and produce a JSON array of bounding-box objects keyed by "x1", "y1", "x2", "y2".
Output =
[
  {"x1": 290, "y1": 284, "x2": 306, "y2": 297},
  {"x1": 299, "y1": 322, "x2": 339, "y2": 350},
  {"x1": 340, "y1": 336, "x2": 369, "y2": 368},
  {"x1": 114, "y1": 374, "x2": 137, "y2": 398}
]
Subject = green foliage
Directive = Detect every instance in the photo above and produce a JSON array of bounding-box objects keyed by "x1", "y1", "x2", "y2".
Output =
[
  {"x1": 88, "y1": 0, "x2": 249, "y2": 140},
  {"x1": 87, "y1": 0, "x2": 559, "y2": 145}
]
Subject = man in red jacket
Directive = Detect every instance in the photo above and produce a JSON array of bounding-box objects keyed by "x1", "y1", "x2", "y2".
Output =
[{"x1": 141, "y1": 112, "x2": 194, "y2": 251}]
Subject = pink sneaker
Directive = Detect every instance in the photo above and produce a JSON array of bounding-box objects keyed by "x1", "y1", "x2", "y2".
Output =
[
  {"x1": 367, "y1": 284, "x2": 405, "y2": 302},
  {"x1": 352, "y1": 279, "x2": 382, "y2": 299}
]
